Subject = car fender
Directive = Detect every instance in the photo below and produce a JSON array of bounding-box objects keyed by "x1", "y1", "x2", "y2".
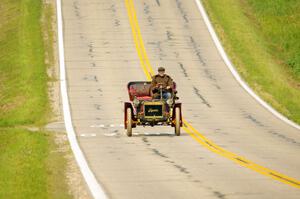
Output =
[
  {"x1": 124, "y1": 102, "x2": 137, "y2": 129},
  {"x1": 172, "y1": 103, "x2": 183, "y2": 127}
]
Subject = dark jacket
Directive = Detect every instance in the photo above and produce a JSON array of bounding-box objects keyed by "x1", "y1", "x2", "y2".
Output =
[{"x1": 151, "y1": 74, "x2": 173, "y2": 90}]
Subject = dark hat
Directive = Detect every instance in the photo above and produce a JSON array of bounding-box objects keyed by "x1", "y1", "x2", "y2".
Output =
[{"x1": 158, "y1": 67, "x2": 165, "y2": 72}]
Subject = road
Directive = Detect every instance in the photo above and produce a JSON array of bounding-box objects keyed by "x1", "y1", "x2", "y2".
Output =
[{"x1": 61, "y1": 0, "x2": 300, "y2": 198}]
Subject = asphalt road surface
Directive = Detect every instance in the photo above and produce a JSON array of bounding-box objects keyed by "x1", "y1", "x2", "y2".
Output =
[{"x1": 62, "y1": 0, "x2": 300, "y2": 198}]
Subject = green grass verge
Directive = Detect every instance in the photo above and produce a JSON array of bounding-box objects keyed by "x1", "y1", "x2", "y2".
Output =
[
  {"x1": 0, "y1": 128, "x2": 72, "y2": 199},
  {"x1": 0, "y1": 0, "x2": 49, "y2": 127},
  {"x1": 202, "y1": 0, "x2": 300, "y2": 124},
  {"x1": 0, "y1": 0, "x2": 72, "y2": 198}
]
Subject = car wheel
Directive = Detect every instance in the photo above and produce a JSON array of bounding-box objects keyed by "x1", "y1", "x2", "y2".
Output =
[
  {"x1": 175, "y1": 107, "x2": 181, "y2": 136},
  {"x1": 126, "y1": 108, "x2": 133, "y2": 137}
]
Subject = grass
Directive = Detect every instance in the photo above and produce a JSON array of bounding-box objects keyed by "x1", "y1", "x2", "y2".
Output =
[
  {"x1": 201, "y1": 0, "x2": 300, "y2": 124},
  {"x1": 0, "y1": 0, "x2": 49, "y2": 127},
  {"x1": 0, "y1": 0, "x2": 72, "y2": 198},
  {"x1": 246, "y1": 0, "x2": 300, "y2": 76},
  {"x1": 0, "y1": 128, "x2": 72, "y2": 199}
]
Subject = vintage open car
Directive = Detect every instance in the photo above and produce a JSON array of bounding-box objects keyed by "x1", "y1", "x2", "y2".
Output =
[{"x1": 124, "y1": 81, "x2": 182, "y2": 137}]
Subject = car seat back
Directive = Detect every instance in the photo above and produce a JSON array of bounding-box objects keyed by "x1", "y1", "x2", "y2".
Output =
[
  {"x1": 128, "y1": 82, "x2": 152, "y2": 101},
  {"x1": 127, "y1": 81, "x2": 177, "y2": 101}
]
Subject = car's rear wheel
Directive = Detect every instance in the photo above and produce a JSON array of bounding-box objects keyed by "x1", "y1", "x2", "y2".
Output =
[
  {"x1": 175, "y1": 107, "x2": 181, "y2": 136},
  {"x1": 126, "y1": 108, "x2": 133, "y2": 137}
]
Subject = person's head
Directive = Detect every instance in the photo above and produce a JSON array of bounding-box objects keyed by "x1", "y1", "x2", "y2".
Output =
[{"x1": 158, "y1": 67, "x2": 165, "y2": 76}]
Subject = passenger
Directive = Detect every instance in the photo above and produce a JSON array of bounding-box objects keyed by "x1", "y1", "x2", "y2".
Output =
[{"x1": 151, "y1": 67, "x2": 173, "y2": 100}]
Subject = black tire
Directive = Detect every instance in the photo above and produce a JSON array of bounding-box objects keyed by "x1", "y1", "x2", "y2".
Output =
[
  {"x1": 126, "y1": 108, "x2": 133, "y2": 137},
  {"x1": 175, "y1": 107, "x2": 181, "y2": 136}
]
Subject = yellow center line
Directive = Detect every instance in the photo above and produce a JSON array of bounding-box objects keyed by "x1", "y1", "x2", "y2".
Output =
[
  {"x1": 125, "y1": 0, "x2": 154, "y2": 80},
  {"x1": 124, "y1": 0, "x2": 300, "y2": 189}
]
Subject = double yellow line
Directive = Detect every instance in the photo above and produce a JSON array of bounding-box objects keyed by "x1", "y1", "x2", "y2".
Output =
[
  {"x1": 125, "y1": 0, "x2": 154, "y2": 80},
  {"x1": 125, "y1": 0, "x2": 300, "y2": 189}
]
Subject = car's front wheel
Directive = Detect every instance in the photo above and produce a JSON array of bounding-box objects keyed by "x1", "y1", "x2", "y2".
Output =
[
  {"x1": 174, "y1": 107, "x2": 181, "y2": 136},
  {"x1": 126, "y1": 108, "x2": 133, "y2": 137}
]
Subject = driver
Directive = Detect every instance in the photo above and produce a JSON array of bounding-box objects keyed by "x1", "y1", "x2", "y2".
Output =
[{"x1": 151, "y1": 67, "x2": 173, "y2": 100}]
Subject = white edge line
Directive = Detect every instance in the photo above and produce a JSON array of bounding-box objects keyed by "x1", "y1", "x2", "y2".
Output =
[
  {"x1": 195, "y1": 0, "x2": 300, "y2": 131},
  {"x1": 56, "y1": 0, "x2": 107, "y2": 198}
]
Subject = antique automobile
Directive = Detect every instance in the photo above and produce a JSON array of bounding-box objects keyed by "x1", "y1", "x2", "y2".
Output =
[{"x1": 124, "y1": 81, "x2": 182, "y2": 137}]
